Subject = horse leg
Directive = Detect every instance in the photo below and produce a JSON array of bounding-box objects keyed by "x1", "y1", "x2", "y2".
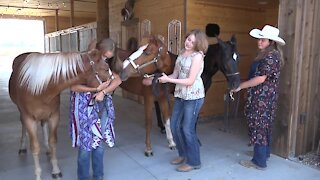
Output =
[
  {"x1": 144, "y1": 96, "x2": 154, "y2": 156},
  {"x1": 154, "y1": 101, "x2": 165, "y2": 134},
  {"x1": 24, "y1": 117, "x2": 42, "y2": 180},
  {"x1": 158, "y1": 97, "x2": 176, "y2": 150},
  {"x1": 47, "y1": 113, "x2": 62, "y2": 179},
  {"x1": 40, "y1": 121, "x2": 51, "y2": 155},
  {"x1": 19, "y1": 116, "x2": 28, "y2": 155}
]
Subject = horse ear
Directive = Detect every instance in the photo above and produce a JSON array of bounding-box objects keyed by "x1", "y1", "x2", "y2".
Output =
[
  {"x1": 217, "y1": 37, "x2": 226, "y2": 49},
  {"x1": 230, "y1": 34, "x2": 237, "y2": 45}
]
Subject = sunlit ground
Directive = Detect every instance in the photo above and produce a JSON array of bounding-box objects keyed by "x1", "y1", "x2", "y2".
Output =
[{"x1": 0, "y1": 18, "x2": 44, "y2": 92}]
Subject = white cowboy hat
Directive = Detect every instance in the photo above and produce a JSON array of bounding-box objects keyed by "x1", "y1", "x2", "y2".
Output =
[{"x1": 249, "y1": 25, "x2": 285, "y2": 46}]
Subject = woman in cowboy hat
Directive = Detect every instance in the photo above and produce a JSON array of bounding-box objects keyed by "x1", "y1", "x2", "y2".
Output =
[{"x1": 232, "y1": 25, "x2": 285, "y2": 170}]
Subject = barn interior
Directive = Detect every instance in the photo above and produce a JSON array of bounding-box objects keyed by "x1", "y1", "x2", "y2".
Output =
[{"x1": 0, "y1": 0, "x2": 319, "y2": 179}]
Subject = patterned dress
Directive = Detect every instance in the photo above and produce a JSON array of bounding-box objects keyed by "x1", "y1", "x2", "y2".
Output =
[
  {"x1": 244, "y1": 49, "x2": 281, "y2": 146},
  {"x1": 69, "y1": 91, "x2": 116, "y2": 151}
]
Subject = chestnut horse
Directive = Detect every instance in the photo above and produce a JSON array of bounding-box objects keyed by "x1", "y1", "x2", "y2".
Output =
[
  {"x1": 116, "y1": 42, "x2": 176, "y2": 156},
  {"x1": 9, "y1": 50, "x2": 113, "y2": 180},
  {"x1": 120, "y1": 35, "x2": 240, "y2": 156}
]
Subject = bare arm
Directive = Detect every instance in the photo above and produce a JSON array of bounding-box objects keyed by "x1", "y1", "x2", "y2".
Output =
[
  {"x1": 71, "y1": 84, "x2": 97, "y2": 92},
  {"x1": 159, "y1": 53, "x2": 203, "y2": 86},
  {"x1": 95, "y1": 72, "x2": 122, "y2": 101},
  {"x1": 233, "y1": 75, "x2": 267, "y2": 92}
]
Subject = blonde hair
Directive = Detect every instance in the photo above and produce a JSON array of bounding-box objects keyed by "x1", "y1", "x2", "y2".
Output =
[{"x1": 185, "y1": 29, "x2": 209, "y2": 54}]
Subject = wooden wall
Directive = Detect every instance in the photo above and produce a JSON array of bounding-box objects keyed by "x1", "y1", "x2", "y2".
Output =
[
  {"x1": 134, "y1": 0, "x2": 185, "y2": 40},
  {"x1": 187, "y1": 0, "x2": 278, "y2": 117},
  {"x1": 274, "y1": 0, "x2": 320, "y2": 158}
]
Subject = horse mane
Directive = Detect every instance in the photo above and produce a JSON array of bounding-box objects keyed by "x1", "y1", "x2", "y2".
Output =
[{"x1": 18, "y1": 52, "x2": 84, "y2": 95}]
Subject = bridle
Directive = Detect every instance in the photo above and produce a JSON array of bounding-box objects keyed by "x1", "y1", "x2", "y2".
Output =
[
  {"x1": 225, "y1": 52, "x2": 240, "y2": 77},
  {"x1": 226, "y1": 72, "x2": 240, "y2": 77},
  {"x1": 124, "y1": 45, "x2": 163, "y2": 78},
  {"x1": 86, "y1": 53, "x2": 114, "y2": 85},
  {"x1": 85, "y1": 52, "x2": 115, "y2": 106}
]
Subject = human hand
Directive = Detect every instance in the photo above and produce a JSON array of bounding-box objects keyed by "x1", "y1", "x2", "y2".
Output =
[
  {"x1": 142, "y1": 77, "x2": 153, "y2": 86},
  {"x1": 230, "y1": 86, "x2": 241, "y2": 93},
  {"x1": 157, "y1": 73, "x2": 168, "y2": 83},
  {"x1": 128, "y1": 44, "x2": 148, "y2": 60},
  {"x1": 96, "y1": 79, "x2": 111, "y2": 92},
  {"x1": 95, "y1": 91, "x2": 105, "y2": 102}
]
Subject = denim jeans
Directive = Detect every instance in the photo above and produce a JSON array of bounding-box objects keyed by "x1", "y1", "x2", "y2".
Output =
[
  {"x1": 170, "y1": 97, "x2": 204, "y2": 167},
  {"x1": 77, "y1": 102, "x2": 107, "y2": 180},
  {"x1": 77, "y1": 146, "x2": 104, "y2": 180},
  {"x1": 252, "y1": 132, "x2": 272, "y2": 168}
]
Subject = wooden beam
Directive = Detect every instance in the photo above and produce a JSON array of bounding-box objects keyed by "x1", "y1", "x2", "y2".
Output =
[
  {"x1": 55, "y1": 9, "x2": 59, "y2": 31},
  {"x1": 276, "y1": 0, "x2": 320, "y2": 158},
  {"x1": 70, "y1": 0, "x2": 75, "y2": 27},
  {"x1": 96, "y1": 0, "x2": 110, "y2": 41}
]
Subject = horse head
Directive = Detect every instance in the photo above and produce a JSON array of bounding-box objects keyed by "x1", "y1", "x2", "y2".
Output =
[
  {"x1": 80, "y1": 49, "x2": 114, "y2": 88},
  {"x1": 120, "y1": 35, "x2": 173, "y2": 81},
  {"x1": 217, "y1": 35, "x2": 240, "y2": 89},
  {"x1": 202, "y1": 35, "x2": 240, "y2": 92}
]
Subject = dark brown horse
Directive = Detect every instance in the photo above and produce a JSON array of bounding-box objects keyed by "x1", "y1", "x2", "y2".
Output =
[
  {"x1": 9, "y1": 50, "x2": 113, "y2": 180},
  {"x1": 120, "y1": 35, "x2": 240, "y2": 156}
]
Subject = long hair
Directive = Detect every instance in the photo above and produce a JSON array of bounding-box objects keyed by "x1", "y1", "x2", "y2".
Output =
[
  {"x1": 185, "y1": 29, "x2": 209, "y2": 54},
  {"x1": 255, "y1": 40, "x2": 284, "y2": 68}
]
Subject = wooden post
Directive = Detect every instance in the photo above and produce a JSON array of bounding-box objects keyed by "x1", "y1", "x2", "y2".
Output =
[
  {"x1": 274, "y1": 0, "x2": 320, "y2": 158},
  {"x1": 55, "y1": 9, "x2": 59, "y2": 31},
  {"x1": 70, "y1": 0, "x2": 74, "y2": 27},
  {"x1": 96, "y1": 0, "x2": 110, "y2": 41}
]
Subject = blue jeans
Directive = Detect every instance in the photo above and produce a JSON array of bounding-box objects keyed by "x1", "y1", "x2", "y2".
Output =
[
  {"x1": 78, "y1": 103, "x2": 107, "y2": 180},
  {"x1": 170, "y1": 97, "x2": 204, "y2": 167},
  {"x1": 252, "y1": 132, "x2": 272, "y2": 168},
  {"x1": 78, "y1": 146, "x2": 104, "y2": 180}
]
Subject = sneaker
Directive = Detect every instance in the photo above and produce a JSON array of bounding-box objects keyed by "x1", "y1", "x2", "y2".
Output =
[
  {"x1": 170, "y1": 157, "x2": 185, "y2": 165},
  {"x1": 176, "y1": 164, "x2": 201, "y2": 172},
  {"x1": 239, "y1": 160, "x2": 266, "y2": 171}
]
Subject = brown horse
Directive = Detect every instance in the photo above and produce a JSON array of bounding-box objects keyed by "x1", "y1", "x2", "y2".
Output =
[
  {"x1": 9, "y1": 50, "x2": 113, "y2": 180},
  {"x1": 120, "y1": 34, "x2": 241, "y2": 156},
  {"x1": 119, "y1": 36, "x2": 176, "y2": 156}
]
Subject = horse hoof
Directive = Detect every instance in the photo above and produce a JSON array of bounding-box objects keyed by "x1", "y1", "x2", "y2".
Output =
[
  {"x1": 18, "y1": 149, "x2": 27, "y2": 155},
  {"x1": 52, "y1": 172, "x2": 62, "y2": 179},
  {"x1": 144, "y1": 151, "x2": 153, "y2": 157},
  {"x1": 169, "y1": 146, "x2": 176, "y2": 150}
]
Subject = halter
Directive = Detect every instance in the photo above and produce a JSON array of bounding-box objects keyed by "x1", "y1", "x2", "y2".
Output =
[
  {"x1": 86, "y1": 53, "x2": 115, "y2": 107},
  {"x1": 226, "y1": 72, "x2": 240, "y2": 77},
  {"x1": 125, "y1": 46, "x2": 163, "y2": 78},
  {"x1": 86, "y1": 53, "x2": 114, "y2": 85},
  {"x1": 225, "y1": 52, "x2": 240, "y2": 77}
]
